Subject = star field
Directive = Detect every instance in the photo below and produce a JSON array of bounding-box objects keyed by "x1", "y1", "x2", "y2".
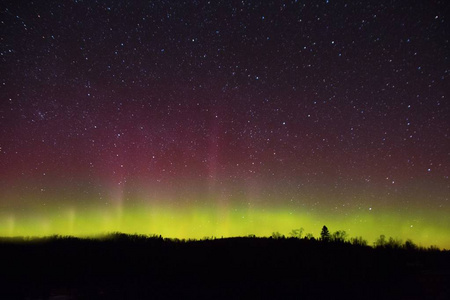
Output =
[{"x1": 1, "y1": 0, "x2": 449, "y2": 247}]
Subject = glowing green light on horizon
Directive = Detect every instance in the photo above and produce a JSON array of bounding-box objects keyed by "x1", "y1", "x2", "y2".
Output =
[{"x1": 1, "y1": 203, "x2": 449, "y2": 248}]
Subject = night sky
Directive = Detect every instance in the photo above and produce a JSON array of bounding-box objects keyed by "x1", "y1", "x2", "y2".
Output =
[{"x1": 1, "y1": 0, "x2": 449, "y2": 247}]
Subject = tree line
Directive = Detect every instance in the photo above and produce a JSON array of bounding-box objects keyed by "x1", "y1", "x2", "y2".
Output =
[
  {"x1": 269, "y1": 225, "x2": 442, "y2": 251},
  {"x1": 1, "y1": 226, "x2": 443, "y2": 251}
]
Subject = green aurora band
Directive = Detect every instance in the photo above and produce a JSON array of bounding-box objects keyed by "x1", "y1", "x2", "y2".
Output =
[
  {"x1": 1, "y1": 176, "x2": 449, "y2": 248},
  {"x1": 1, "y1": 201, "x2": 448, "y2": 248}
]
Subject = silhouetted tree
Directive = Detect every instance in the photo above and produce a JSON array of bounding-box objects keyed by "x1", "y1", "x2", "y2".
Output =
[
  {"x1": 289, "y1": 228, "x2": 304, "y2": 239},
  {"x1": 320, "y1": 226, "x2": 330, "y2": 242},
  {"x1": 331, "y1": 230, "x2": 348, "y2": 243},
  {"x1": 271, "y1": 232, "x2": 284, "y2": 239},
  {"x1": 403, "y1": 239, "x2": 418, "y2": 251},
  {"x1": 350, "y1": 236, "x2": 368, "y2": 246},
  {"x1": 427, "y1": 245, "x2": 440, "y2": 251},
  {"x1": 386, "y1": 237, "x2": 402, "y2": 249},
  {"x1": 304, "y1": 233, "x2": 315, "y2": 240},
  {"x1": 374, "y1": 234, "x2": 386, "y2": 248}
]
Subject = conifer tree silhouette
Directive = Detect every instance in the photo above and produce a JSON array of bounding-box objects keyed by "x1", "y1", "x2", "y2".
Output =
[{"x1": 320, "y1": 225, "x2": 330, "y2": 242}]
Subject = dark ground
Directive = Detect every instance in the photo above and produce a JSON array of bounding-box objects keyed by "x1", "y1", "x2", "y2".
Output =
[{"x1": 1, "y1": 234, "x2": 449, "y2": 299}]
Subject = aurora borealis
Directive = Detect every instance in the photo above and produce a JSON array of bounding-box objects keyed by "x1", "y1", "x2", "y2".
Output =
[{"x1": 1, "y1": 0, "x2": 449, "y2": 248}]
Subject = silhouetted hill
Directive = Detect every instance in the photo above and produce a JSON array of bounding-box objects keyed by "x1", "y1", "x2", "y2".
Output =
[{"x1": 1, "y1": 234, "x2": 449, "y2": 299}]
